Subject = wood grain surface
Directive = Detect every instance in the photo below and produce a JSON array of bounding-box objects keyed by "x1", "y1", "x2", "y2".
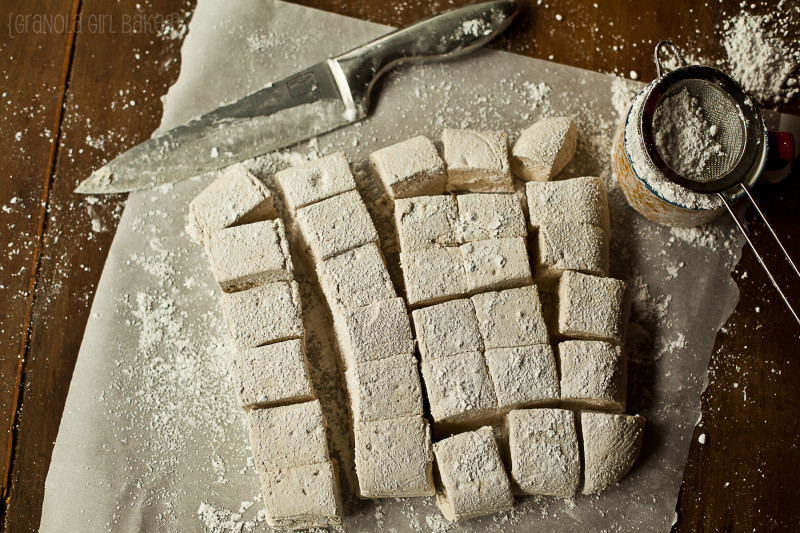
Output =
[{"x1": 1, "y1": 0, "x2": 798, "y2": 531}]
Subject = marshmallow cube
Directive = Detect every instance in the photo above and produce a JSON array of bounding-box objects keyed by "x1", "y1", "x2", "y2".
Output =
[
  {"x1": 526, "y1": 176, "x2": 610, "y2": 233},
  {"x1": 370, "y1": 136, "x2": 447, "y2": 199},
  {"x1": 394, "y1": 195, "x2": 459, "y2": 251},
  {"x1": 334, "y1": 297, "x2": 414, "y2": 368},
  {"x1": 505, "y1": 408, "x2": 580, "y2": 497},
  {"x1": 345, "y1": 353, "x2": 424, "y2": 423},
  {"x1": 557, "y1": 271, "x2": 629, "y2": 345},
  {"x1": 317, "y1": 243, "x2": 396, "y2": 314},
  {"x1": 421, "y1": 351, "x2": 497, "y2": 427},
  {"x1": 296, "y1": 189, "x2": 378, "y2": 263},
  {"x1": 443, "y1": 128, "x2": 514, "y2": 193},
  {"x1": 581, "y1": 411, "x2": 646, "y2": 494},
  {"x1": 247, "y1": 400, "x2": 329, "y2": 474},
  {"x1": 354, "y1": 416, "x2": 435, "y2": 498},
  {"x1": 400, "y1": 247, "x2": 467, "y2": 308},
  {"x1": 412, "y1": 298, "x2": 483, "y2": 360},
  {"x1": 484, "y1": 345, "x2": 559, "y2": 410},
  {"x1": 511, "y1": 117, "x2": 577, "y2": 182},
  {"x1": 207, "y1": 219, "x2": 293, "y2": 292},
  {"x1": 558, "y1": 340, "x2": 627, "y2": 412},
  {"x1": 220, "y1": 281, "x2": 304, "y2": 350},
  {"x1": 261, "y1": 462, "x2": 343, "y2": 529},
  {"x1": 433, "y1": 427, "x2": 514, "y2": 522},
  {"x1": 229, "y1": 339, "x2": 314, "y2": 409},
  {"x1": 455, "y1": 192, "x2": 527, "y2": 242},
  {"x1": 471, "y1": 285, "x2": 549, "y2": 349},
  {"x1": 534, "y1": 222, "x2": 609, "y2": 288},
  {"x1": 460, "y1": 237, "x2": 533, "y2": 294},
  {"x1": 187, "y1": 163, "x2": 275, "y2": 245},
  {"x1": 274, "y1": 152, "x2": 356, "y2": 214}
]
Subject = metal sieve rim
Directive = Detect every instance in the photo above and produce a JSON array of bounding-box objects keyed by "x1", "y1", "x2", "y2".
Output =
[{"x1": 639, "y1": 62, "x2": 766, "y2": 194}]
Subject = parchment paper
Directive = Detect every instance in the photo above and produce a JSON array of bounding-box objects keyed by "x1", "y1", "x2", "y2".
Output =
[{"x1": 40, "y1": 1, "x2": 796, "y2": 531}]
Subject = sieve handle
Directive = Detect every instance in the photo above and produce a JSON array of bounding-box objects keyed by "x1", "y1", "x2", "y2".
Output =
[
  {"x1": 654, "y1": 40, "x2": 688, "y2": 79},
  {"x1": 718, "y1": 187, "x2": 800, "y2": 326}
]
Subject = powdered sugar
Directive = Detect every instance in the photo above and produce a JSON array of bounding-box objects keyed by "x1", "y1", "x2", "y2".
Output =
[
  {"x1": 722, "y1": 11, "x2": 800, "y2": 106},
  {"x1": 652, "y1": 87, "x2": 725, "y2": 180}
]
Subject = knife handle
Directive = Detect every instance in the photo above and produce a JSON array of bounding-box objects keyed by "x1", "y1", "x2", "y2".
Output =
[{"x1": 333, "y1": 0, "x2": 518, "y2": 113}]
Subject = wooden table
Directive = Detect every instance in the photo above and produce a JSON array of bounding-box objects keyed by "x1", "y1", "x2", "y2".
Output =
[{"x1": 1, "y1": 1, "x2": 798, "y2": 531}]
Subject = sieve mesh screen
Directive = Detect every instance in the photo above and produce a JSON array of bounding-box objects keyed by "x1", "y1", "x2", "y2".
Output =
[{"x1": 652, "y1": 79, "x2": 745, "y2": 182}]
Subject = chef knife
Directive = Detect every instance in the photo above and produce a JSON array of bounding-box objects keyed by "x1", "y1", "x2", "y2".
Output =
[{"x1": 75, "y1": 0, "x2": 518, "y2": 194}]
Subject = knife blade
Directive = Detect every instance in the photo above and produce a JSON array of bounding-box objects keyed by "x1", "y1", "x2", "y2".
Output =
[{"x1": 75, "y1": 0, "x2": 518, "y2": 194}]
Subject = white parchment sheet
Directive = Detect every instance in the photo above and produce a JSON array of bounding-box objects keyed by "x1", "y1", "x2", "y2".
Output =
[{"x1": 42, "y1": 0, "x2": 795, "y2": 531}]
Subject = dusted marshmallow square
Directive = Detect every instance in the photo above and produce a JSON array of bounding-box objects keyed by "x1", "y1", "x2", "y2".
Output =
[
  {"x1": 471, "y1": 286, "x2": 549, "y2": 349},
  {"x1": 207, "y1": 219, "x2": 293, "y2": 292},
  {"x1": 558, "y1": 340, "x2": 626, "y2": 412},
  {"x1": 455, "y1": 193, "x2": 527, "y2": 242},
  {"x1": 511, "y1": 117, "x2": 577, "y2": 182},
  {"x1": 421, "y1": 352, "x2": 497, "y2": 426},
  {"x1": 345, "y1": 353, "x2": 423, "y2": 423},
  {"x1": 317, "y1": 243, "x2": 396, "y2": 314},
  {"x1": 274, "y1": 152, "x2": 356, "y2": 213},
  {"x1": 370, "y1": 136, "x2": 447, "y2": 199},
  {"x1": 261, "y1": 461, "x2": 343, "y2": 529},
  {"x1": 460, "y1": 237, "x2": 532, "y2": 293},
  {"x1": 484, "y1": 345, "x2": 559, "y2": 410},
  {"x1": 443, "y1": 128, "x2": 514, "y2": 192},
  {"x1": 354, "y1": 416, "x2": 435, "y2": 497},
  {"x1": 400, "y1": 247, "x2": 467, "y2": 308},
  {"x1": 247, "y1": 400, "x2": 329, "y2": 473},
  {"x1": 535, "y1": 222, "x2": 609, "y2": 287},
  {"x1": 187, "y1": 163, "x2": 276, "y2": 246},
  {"x1": 525, "y1": 177, "x2": 610, "y2": 233},
  {"x1": 394, "y1": 195, "x2": 458, "y2": 251},
  {"x1": 229, "y1": 339, "x2": 314, "y2": 409},
  {"x1": 296, "y1": 189, "x2": 378, "y2": 262},
  {"x1": 433, "y1": 427, "x2": 513, "y2": 522},
  {"x1": 557, "y1": 271, "x2": 629, "y2": 345},
  {"x1": 220, "y1": 281, "x2": 304, "y2": 350},
  {"x1": 581, "y1": 412, "x2": 645, "y2": 494},
  {"x1": 411, "y1": 298, "x2": 483, "y2": 360},
  {"x1": 334, "y1": 297, "x2": 414, "y2": 367},
  {"x1": 505, "y1": 408, "x2": 580, "y2": 497}
]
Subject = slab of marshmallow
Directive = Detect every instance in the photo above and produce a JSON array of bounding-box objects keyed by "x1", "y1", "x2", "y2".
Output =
[
  {"x1": 505, "y1": 408, "x2": 580, "y2": 497},
  {"x1": 557, "y1": 271, "x2": 629, "y2": 345},
  {"x1": 370, "y1": 135, "x2": 447, "y2": 199},
  {"x1": 558, "y1": 340, "x2": 627, "y2": 412},
  {"x1": 207, "y1": 219, "x2": 293, "y2": 292},
  {"x1": 433, "y1": 426, "x2": 514, "y2": 522},
  {"x1": 274, "y1": 152, "x2": 356, "y2": 214},
  {"x1": 525, "y1": 176, "x2": 610, "y2": 233},
  {"x1": 511, "y1": 117, "x2": 577, "y2": 182},
  {"x1": 354, "y1": 416, "x2": 435, "y2": 498},
  {"x1": 443, "y1": 128, "x2": 514, "y2": 193},
  {"x1": 581, "y1": 411, "x2": 646, "y2": 494},
  {"x1": 220, "y1": 281, "x2": 304, "y2": 350},
  {"x1": 187, "y1": 163, "x2": 276, "y2": 246}
]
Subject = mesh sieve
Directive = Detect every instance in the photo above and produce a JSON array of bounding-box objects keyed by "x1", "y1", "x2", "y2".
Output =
[
  {"x1": 653, "y1": 79, "x2": 746, "y2": 182},
  {"x1": 638, "y1": 43, "x2": 766, "y2": 195},
  {"x1": 638, "y1": 41, "x2": 799, "y2": 326}
]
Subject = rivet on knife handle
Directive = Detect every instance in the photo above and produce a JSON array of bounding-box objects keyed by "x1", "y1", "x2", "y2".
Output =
[{"x1": 333, "y1": 0, "x2": 519, "y2": 116}]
